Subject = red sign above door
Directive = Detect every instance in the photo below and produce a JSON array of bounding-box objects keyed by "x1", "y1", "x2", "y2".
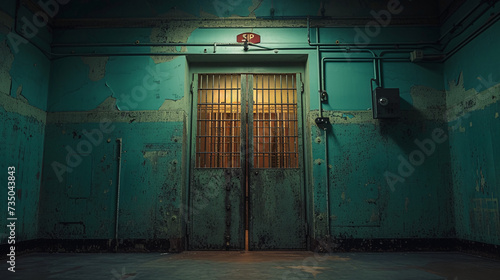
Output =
[{"x1": 237, "y1": 33, "x2": 261, "y2": 44}]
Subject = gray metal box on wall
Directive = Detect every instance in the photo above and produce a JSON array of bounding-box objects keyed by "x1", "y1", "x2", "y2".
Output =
[{"x1": 372, "y1": 88, "x2": 400, "y2": 119}]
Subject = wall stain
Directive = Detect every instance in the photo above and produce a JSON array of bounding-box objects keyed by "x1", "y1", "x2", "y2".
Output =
[
  {"x1": 81, "y1": 57, "x2": 109, "y2": 81},
  {"x1": 0, "y1": 39, "x2": 14, "y2": 96}
]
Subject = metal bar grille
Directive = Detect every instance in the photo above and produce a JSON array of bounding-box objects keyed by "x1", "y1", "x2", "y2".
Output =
[
  {"x1": 253, "y1": 74, "x2": 299, "y2": 168},
  {"x1": 196, "y1": 74, "x2": 241, "y2": 168}
]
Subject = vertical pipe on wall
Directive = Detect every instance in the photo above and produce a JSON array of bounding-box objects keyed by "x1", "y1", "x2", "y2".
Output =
[
  {"x1": 312, "y1": 21, "x2": 331, "y2": 238},
  {"x1": 324, "y1": 127, "x2": 330, "y2": 238},
  {"x1": 186, "y1": 76, "x2": 194, "y2": 249},
  {"x1": 115, "y1": 138, "x2": 123, "y2": 252},
  {"x1": 316, "y1": 31, "x2": 323, "y2": 118}
]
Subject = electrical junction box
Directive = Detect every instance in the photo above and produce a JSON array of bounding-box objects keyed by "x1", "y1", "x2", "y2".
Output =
[
  {"x1": 372, "y1": 88, "x2": 400, "y2": 119},
  {"x1": 410, "y1": 50, "x2": 424, "y2": 62}
]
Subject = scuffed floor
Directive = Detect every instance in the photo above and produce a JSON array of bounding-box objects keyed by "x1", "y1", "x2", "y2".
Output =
[{"x1": 1, "y1": 251, "x2": 499, "y2": 279}]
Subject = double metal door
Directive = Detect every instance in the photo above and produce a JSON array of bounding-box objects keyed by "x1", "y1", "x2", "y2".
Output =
[{"x1": 189, "y1": 73, "x2": 306, "y2": 250}]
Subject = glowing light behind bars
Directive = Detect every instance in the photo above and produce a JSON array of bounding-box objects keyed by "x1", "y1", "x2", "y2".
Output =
[{"x1": 195, "y1": 74, "x2": 298, "y2": 169}]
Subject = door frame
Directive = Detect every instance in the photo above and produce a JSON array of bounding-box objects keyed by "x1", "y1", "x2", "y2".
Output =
[{"x1": 186, "y1": 62, "x2": 309, "y2": 250}]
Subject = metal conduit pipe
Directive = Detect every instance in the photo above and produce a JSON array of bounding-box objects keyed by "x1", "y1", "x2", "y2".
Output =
[
  {"x1": 312, "y1": 23, "x2": 331, "y2": 239},
  {"x1": 307, "y1": 17, "x2": 440, "y2": 48},
  {"x1": 51, "y1": 52, "x2": 214, "y2": 60},
  {"x1": 444, "y1": 10, "x2": 500, "y2": 61},
  {"x1": 319, "y1": 49, "x2": 379, "y2": 92},
  {"x1": 440, "y1": 0, "x2": 499, "y2": 49},
  {"x1": 322, "y1": 57, "x2": 410, "y2": 91},
  {"x1": 13, "y1": 3, "x2": 497, "y2": 62},
  {"x1": 309, "y1": 22, "x2": 330, "y2": 238},
  {"x1": 317, "y1": 49, "x2": 323, "y2": 117},
  {"x1": 115, "y1": 138, "x2": 123, "y2": 252},
  {"x1": 438, "y1": 0, "x2": 487, "y2": 42},
  {"x1": 324, "y1": 125, "x2": 330, "y2": 238},
  {"x1": 185, "y1": 76, "x2": 196, "y2": 250},
  {"x1": 13, "y1": 0, "x2": 52, "y2": 59},
  {"x1": 51, "y1": 42, "x2": 275, "y2": 49}
]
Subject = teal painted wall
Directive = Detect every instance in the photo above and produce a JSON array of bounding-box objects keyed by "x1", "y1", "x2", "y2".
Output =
[
  {"x1": 0, "y1": 108, "x2": 45, "y2": 244},
  {"x1": 54, "y1": 0, "x2": 440, "y2": 19},
  {"x1": 40, "y1": 20, "x2": 454, "y2": 246},
  {"x1": 48, "y1": 56, "x2": 185, "y2": 112},
  {"x1": 0, "y1": 2, "x2": 48, "y2": 244},
  {"x1": 322, "y1": 118, "x2": 453, "y2": 239},
  {"x1": 1, "y1": 0, "x2": 498, "y2": 250},
  {"x1": 39, "y1": 120, "x2": 184, "y2": 241},
  {"x1": 444, "y1": 13, "x2": 500, "y2": 246}
]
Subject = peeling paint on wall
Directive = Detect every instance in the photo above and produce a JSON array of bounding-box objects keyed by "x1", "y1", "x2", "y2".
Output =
[
  {"x1": 47, "y1": 109, "x2": 185, "y2": 124},
  {"x1": 150, "y1": 23, "x2": 197, "y2": 63},
  {"x1": 143, "y1": 150, "x2": 169, "y2": 172},
  {"x1": 248, "y1": 0, "x2": 264, "y2": 17},
  {"x1": 81, "y1": 57, "x2": 109, "y2": 81},
  {"x1": 46, "y1": 95, "x2": 186, "y2": 124},
  {"x1": 0, "y1": 39, "x2": 14, "y2": 95},
  {"x1": 0, "y1": 10, "x2": 13, "y2": 32},
  {"x1": 446, "y1": 72, "x2": 500, "y2": 122},
  {"x1": 93, "y1": 96, "x2": 118, "y2": 111},
  {"x1": 0, "y1": 91, "x2": 46, "y2": 123},
  {"x1": 410, "y1": 86, "x2": 446, "y2": 113},
  {"x1": 158, "y1": 96, "x2": 186, "y2": 112}
]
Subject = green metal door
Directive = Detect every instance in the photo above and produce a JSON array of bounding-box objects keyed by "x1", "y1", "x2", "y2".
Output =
[
  {"x1": 189, "y1": 74, "x2": 247, "y2": 250},
  {"x1": 189, "y1": 73, "x2": 306, "y2": 250},
  {"x1": 248, "y1": 74, "x2": 306, "y2": 250}
]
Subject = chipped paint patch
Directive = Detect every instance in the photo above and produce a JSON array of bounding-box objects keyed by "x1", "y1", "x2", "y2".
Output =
[
  {"x1": 47, "y1": 96, "x2": 185, "y2": 124},
  {"x1": 47, "y1": 109, "x2": 184, "y2": 124},
  {"x1": 370, "y1": 211, "x2": 380, "y2": 222},
  {"x1": 159, "y1": 96, "x2": 186, "y2": 111},
  {"x1": 81, "y1": 57, "x2": 109, "y2": 81},
  {"x1": 93, "y1": 96, "x2": 118, "y2": 111},
  {"x1": 143, "y1": 151, "x2": 169, "y2": 172},
  {"x1": 150, "y1": 22, "x2": 198, "y2": 63},
  {"x1": 342, "y1": 113, "x2": 354, "y2": 119},
  {"x1": 479, "y1": 169, "x2": 486, "y2": 191},
  {"x1": 446, "y1": 72, "x2": 500, "y2": 121},
  {"x1": 309, "y1": 109, "x2": 443, "y2": 126},
  {"x1": 314, "y1": 158, "x2": 324, "y2": 165},
  {"x1": 495, "y1": 112, "x2": 499, "y2": 118},
  {"x1": 248, "y1": 0, "x2": 264, "y2": 17},
  {"x1": 410, "y1": 85, "x2": 446, "y2": 112},
  {"x1": 0, "y1": 39, "x2": 14, "y2": 96},
  {"x1": 0, "y1": 10, "x2": 13, "y2": 32},
  {"x1": 0, "y1": 91, "x2": 46, "y2": 123}
]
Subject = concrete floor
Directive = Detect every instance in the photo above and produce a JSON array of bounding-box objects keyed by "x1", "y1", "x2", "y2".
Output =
[{"x1": 1, "y1": 251, "x2": 499, "y2": 280}]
